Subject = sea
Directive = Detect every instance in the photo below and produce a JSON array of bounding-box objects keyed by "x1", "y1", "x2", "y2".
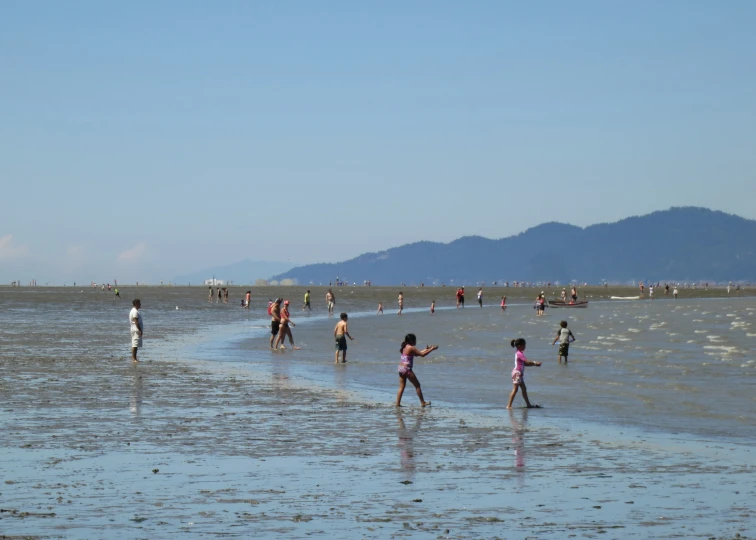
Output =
[{"x1": 4, "y1": 285, "x2": 752, "y2": 443}]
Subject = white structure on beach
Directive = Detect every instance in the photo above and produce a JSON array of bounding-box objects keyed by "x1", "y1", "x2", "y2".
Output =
[{"x1": 204, "y1": 278, "x2": 227, "y2": 286}]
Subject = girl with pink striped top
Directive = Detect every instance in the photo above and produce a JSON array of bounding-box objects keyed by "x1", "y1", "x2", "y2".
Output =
[{"x1": 506, "y1": 338, "x2": 542, "y2": 409}]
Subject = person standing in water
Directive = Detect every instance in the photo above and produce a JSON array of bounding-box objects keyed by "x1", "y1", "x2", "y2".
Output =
[
  {"x1": 334, "y1": 312, "x2": 354, "y2": 363},
  {"x1": 129, "y1": 299, "x2": 143, "y2": 363},
  {"x1": 570, "y1": 286, "x2": 578, "y2": 303},
  {"x1": 326, "y1": 289, "x2": 335, "y2": 315},
  {"x1": 377, "y1": 302, "x2": 384, "y2": 314},
  {"x1": 303, "y1": 289, "x2": 311, "y2": 311},
  {"x1": 477, "y1": 288, "x2": 483, "y2": 307},
  {"x1": 275, "y1": 300, "x2": 301, "y2": 350},
  {"x1": 430, "y1": 300, "x2": 435, "y2": 315},
  {"x1": 500, "y1": 295, "x2": 507, "y2": 313},
  {"x1": 114, "y1": 288, "x2": 121, "y2": 299},
  {"x1": 396, "y1": 333, "x2": 438, "y2": 407},
  {"x1": 552, "y1": 320, "x2": 576, "y2": 363},
  {"x1": 397, "y1": 291, "x2": 404, "y2": 315},
  {"x1": 506, "y1": 338, "x2": 542, "y2": 409},
  {"x1": 269, "y1": 298, "x2": 282, "y2": 350}
]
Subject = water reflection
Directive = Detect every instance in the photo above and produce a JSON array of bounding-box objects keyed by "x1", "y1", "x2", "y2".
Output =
[
  {"x1": 130, "y1": 372, "x2": 143, "y2": 419},
  {"x1": 508, "y1": 409, "x2": 529, "y2": 486},
  {"x1": 396, "y1": 410, "x2": 425, "y2": 482}
]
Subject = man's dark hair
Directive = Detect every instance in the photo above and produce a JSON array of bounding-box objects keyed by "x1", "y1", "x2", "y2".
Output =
[
  {"x1": 340, "y1": 312, "x2": 348, "y2": 320},
  {"x1": 132, "y1": 299, "x2": 140, "y2": 306}
]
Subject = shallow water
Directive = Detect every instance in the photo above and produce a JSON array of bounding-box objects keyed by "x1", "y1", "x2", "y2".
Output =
[{"x1": 1, "y1": 285, "x2": 754, "y2": 538}]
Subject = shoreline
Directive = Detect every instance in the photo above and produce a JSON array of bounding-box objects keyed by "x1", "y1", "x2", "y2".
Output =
[{"x1": 1, "y1": 288, "x2": 754, "y2": 538}]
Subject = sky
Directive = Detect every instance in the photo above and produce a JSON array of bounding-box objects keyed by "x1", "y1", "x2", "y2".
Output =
[{"x1": 2, "y1": 1, "x2": 756, "y2": 284}]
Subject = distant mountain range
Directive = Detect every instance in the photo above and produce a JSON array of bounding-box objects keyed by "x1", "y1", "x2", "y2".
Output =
[
  {"x1": 174, "y1": 260, "x2": 295, "y2": 285},
  {"x1": 272, "y1": 207, "x2": 756, "y2": 285}
]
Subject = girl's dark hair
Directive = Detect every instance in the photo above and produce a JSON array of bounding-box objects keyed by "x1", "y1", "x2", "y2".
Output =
[
  {"x1": 510, "y1": 338, "x2": 526, "y2": 349},
  {"x1": 401, "y1": 333, "x2": 417, "y2": 351}
]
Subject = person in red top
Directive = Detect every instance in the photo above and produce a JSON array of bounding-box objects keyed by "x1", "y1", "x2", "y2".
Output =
[{"x1": 456, "y1": 287, "x2": 465, "y2": 308}]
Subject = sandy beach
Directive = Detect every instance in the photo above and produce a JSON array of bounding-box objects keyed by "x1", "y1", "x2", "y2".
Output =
[{"x1": 1, "y1": 286, "x2": 754, "y2": 539}]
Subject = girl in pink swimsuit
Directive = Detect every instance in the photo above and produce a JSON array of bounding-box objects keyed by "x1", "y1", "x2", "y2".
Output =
[
  {"x1": 506, "y1": 338, "x2": 542, "y2": 409},
  {"x1": 396, "y1": 333, "x2": 438, "y2": 407}
]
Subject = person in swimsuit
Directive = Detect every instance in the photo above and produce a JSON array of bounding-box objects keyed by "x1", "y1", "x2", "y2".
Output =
[
  {"x1": 561, "y1": 288, "x2": 567, "y2": 302},
  {"x1": 535, "y1": 293, "x2": 545, "y2": 316},
  {"x1": 396, "y1": 333, "x2": 438, "y2": 407},
  {"x1": 334, "y1": 312, "x2": 354, "y2": 363},
  {"x1": 269, "y1": 298, "x2": 282, "y2": 350},
  {"x1": 430, "y1": 300, "x2": 435, "y2": 315},
  {"x1": 377, "y1": 302, "x2": 384, "y2": 314},
  {"x1": 477, "y1": 288, "x2": 483, "y2": 307},
  {"x1": 500, "y1": 295, "x2": 507, "y2": 313},
  {"x1": 506, "y1": 338, "x2": 542, "y2": 409},
  {"x1": 326, "y1": 289, "x2": 335, "y2": 315},
  {"x1": 398, "y1": 292, "x2": 404, "y2": 316},
  {"x1": 571, "y1": 287, "x2": 578, "y2": 303},
  {"x1": 275, "y1": 300, "x2": 301, "y2": 350}
]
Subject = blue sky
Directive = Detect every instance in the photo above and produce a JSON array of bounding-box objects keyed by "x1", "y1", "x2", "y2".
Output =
[{"x1": 2, "y1": 1, "x2": 755, "y2": 283}]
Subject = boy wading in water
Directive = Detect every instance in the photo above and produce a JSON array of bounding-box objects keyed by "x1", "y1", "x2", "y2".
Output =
[
  {"x1": 506, "y1": 338, "x2": 542, "y2": 409},
  {"x1": 552, "y1": 320, "x2": 576, "y2": 363},
  {"x1": 334, "y1": 312, "x2": 354, "y2": 363},
  {"x1": 396, "y1": 333, "x2": 438, "y2": 407}
]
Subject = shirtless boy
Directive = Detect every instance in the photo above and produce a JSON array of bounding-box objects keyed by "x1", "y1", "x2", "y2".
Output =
[{"x1": 334, "y1": 312, "x2": 354, "y2": 363}]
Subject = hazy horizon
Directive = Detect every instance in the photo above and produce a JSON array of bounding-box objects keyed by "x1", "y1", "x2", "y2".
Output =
[{"x1": 3, "y1": 2, "x2": 756, "y2": 284}]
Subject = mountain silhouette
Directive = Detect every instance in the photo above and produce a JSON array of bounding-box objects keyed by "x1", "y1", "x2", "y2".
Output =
[{"x1": 272, "y1": 207, "x2": 756, "y2": 285}]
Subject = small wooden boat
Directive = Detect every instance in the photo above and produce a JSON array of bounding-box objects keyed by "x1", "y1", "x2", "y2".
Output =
[{"x1": 548, "y1": 300, "x2": 588, "y2": 308}]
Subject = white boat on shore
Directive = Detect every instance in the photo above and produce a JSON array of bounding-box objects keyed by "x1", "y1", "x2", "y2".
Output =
[{"x1": 610, "y1": 295, "x2": 641, "y2": 300}]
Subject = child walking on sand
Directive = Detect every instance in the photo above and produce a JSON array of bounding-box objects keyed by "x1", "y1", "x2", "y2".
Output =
[
  {"x1": 396, "y1": 334, "x2": 438, "y2": 407},
  {"x1": 552, "y1": 320, "x2": 575, "y2": 363},
  {"x1": 506, "y1": 338, "x2": 542, "y2": 409}
]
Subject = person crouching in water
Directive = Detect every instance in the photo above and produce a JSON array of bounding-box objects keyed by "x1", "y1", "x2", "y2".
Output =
[
  {"x1": 506, "y1": 338, "x2": 542, "y2": 409},
  {"x1": 396, "y1": 333, "x2": 438, "y2": 407}
]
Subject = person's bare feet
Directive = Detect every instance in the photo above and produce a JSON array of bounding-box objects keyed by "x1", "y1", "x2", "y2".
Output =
[
  {"x1": 293, "y1": 346, "x2": 301, "y2": 350},
  {"x1": 421, "y1": 401, "x2": 431, "y2": 407},
  {"x1": 132, "y1": 359, "x2": 140, "y2": 363}
]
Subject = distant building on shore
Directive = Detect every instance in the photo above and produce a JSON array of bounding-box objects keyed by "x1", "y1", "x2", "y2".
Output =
[{"x1": 204, "y1": 278, "x2": 227, "y2": 286}]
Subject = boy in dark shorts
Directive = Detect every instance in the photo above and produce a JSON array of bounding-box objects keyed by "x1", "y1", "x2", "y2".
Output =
[
  {"x1": 552, "y1": 320, "x2": 576, "y2": 363},
  {"x1": 334, "y1": 312, "x2": 354, "y2": 363}
]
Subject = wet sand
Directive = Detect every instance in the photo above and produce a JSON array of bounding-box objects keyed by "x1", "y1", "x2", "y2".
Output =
[{"x1": 1, "y1": 286, "x2": 754, "y2": 538}]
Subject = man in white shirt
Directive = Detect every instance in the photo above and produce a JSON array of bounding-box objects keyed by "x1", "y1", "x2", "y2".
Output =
[{"x1": 130, "y1": 299, "x2": 143, "y2": 363}]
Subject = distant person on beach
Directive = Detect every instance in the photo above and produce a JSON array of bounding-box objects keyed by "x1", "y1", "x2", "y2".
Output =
[
  {"x1": 571, "y1": 287, "x2": 578, "y2": 303},
  {"x1": 129, "y1": 299, "x2": 143, "y2": 363},
  {"x1": 326, "y1": 289, "x2": 335, "y2": 315},
  {"x1": 245, "y1": 290, "x2": 251, "y2": 309},
  {"x1": 649, "y1": 285, "x2": 655, "y2": 299},
  {"x1": 456, "y1": 287, "x2": 465, "y2": 308},
  {"x1": 334, "y1": 313, "x2": 354, "y2": 363},
  {"x1": 377, "y1": 302, "x2": 384, "y2": 314},
  {"x1": 114, "y1": 288, "x2": 121, "y2": 299},
  {"x1": 639, "y1": 282, "x2": 645, "y2": 298},
  {"x1": 396, "y1": 333, "x2": 438, "y2": 407},
  {"x1": 430, "y1": 300, "x2": 435, "y2": 315},
  {"x1": 673, "y1": 286, "x2": 679, "y2": 299},
  {"x1": 535, "y1": 293, "x2": 545, "y2": 316},
  {"x1": 506, "y1": 338, "x2": 542, "y2": 409},
  {"x1": 398, "y1": 292, "x2": 404, "y2": 315},
  {"x1": 217, "y1": 287, "x2": 222, "y2": 303},
  {"x1": 501, "y1": 296, "x2": 507, "y2": 313},
  {"x1": 665, "y1": 284, "x2": 670, "y2": 297},
  {"x1": 269, "y1": 298, "x2": 282, "y2": 350},
  {"x1": 303, "y1": 290, "x2": 311, "y2": 310},
  {"x1": 209, "y1": 286, "x2": 213, "y2": 302},
  {"x1": 561, "y1": 288, "x2": 567, "y2": 302},
  {"x1": 275, "y1": 300, "x2": 301, "y2": 350},
  {"x1": 552, "y1": 320, "x2": 576, "y2": 363},
  {"x1": 477, "y1": 288, "x2": 483, "y2": 307}
]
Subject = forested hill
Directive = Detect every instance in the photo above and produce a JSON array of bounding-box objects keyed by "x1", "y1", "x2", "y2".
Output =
[{"x1": 271, "y1": 207, "x2": 756, "y2": 285}]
